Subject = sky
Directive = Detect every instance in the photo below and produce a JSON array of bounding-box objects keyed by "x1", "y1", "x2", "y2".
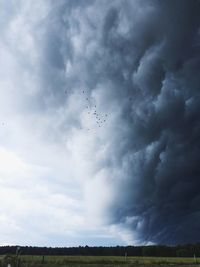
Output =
[{"x1": 0, "y1": 0, "x2": 200, "y2": 247}]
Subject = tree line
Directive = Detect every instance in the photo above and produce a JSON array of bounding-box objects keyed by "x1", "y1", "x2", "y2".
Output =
[{"x1": 0, "y1": 244, "x2": 200, "y2": 257}]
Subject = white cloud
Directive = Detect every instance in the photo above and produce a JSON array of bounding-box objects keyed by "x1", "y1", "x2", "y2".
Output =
[{"x1": 0, "y1": 0, "x2": 129, "y2": 246}]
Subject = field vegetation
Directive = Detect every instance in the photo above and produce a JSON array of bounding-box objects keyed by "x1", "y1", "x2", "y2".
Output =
[{"x1": 1, "y1": 255, "x2": 200, "y2": 267}]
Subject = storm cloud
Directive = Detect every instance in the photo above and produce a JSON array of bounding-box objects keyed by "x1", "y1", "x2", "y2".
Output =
[
  {"x1": 0, "y1": 0, "x2": 200, "y2": 245},
  {"x1": 95, "y1": 0, "x2": 200, "y2": 244}
]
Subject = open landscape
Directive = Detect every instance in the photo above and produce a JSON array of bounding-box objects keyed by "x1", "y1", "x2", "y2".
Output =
[{"x1": 1, "y1": 255, "x2": 200, "y2": 267}]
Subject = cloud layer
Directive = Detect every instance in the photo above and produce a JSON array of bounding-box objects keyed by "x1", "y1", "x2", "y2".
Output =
[{"x1": 0, "y1": 0, "x2": 200, "y2": 245}]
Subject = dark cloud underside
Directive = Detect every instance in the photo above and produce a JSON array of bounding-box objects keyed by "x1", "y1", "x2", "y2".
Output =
[{"x1": 99, "y1": 0, "x2": 200, "y2": 244}]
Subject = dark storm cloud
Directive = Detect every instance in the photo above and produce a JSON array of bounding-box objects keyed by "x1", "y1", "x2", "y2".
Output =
[
  {"x1": 96, "y1": 0, "x2": 200, "y2": 244},
  {"x1": 9, "y1": 0, "x2": 200, "y2": 245}
]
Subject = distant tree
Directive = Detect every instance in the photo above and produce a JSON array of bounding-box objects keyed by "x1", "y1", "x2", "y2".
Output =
[{"x1": 176, "y1": 249, "x2": 189, "y2": 257}]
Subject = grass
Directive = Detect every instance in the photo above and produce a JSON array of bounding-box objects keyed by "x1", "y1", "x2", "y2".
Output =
[{"x1": 1, "y1": 255, "x2": 200, "y2": 267}]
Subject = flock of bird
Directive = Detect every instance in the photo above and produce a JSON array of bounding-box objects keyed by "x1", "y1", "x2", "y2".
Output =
[
  {"x1": 64, "y1": 88, "x2": 134, "y2": 132},
  {"x1": 65, "y1": 89, "x2": 109, "y2": 132},
  {"x1": 84, "y1": 92, "x2": 109, "y2": 131}
]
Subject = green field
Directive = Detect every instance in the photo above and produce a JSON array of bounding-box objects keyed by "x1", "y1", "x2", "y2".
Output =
[{"x1": 1, "y1": 255, "x2": 200, "y2": 267}]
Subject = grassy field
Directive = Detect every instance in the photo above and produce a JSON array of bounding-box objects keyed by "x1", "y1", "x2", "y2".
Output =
[{"x1": 1, "y1": 255, "x2": 200, "y2": 267}]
